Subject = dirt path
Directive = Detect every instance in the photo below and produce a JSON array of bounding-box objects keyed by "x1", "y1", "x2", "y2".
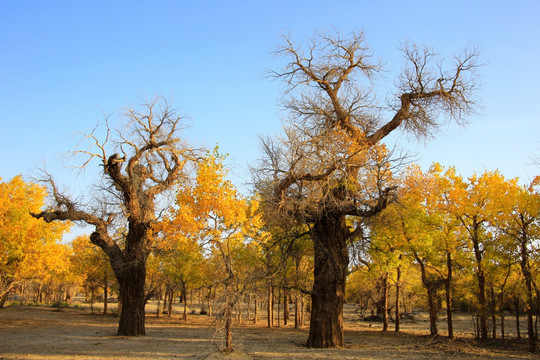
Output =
[{"x1": 0, "y1": 306, "x2": 537, "y2": 359}]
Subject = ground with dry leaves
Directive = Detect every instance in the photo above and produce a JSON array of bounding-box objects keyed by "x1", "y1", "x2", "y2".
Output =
[{"x1": 0, "y1": 302, "x2": 537, "y2": 359}]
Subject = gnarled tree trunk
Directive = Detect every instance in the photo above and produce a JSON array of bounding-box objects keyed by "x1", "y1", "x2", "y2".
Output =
[
  {"x1": 307, "y1": 215, "x2": 348, "y2": 348},
  {"x1": 117, "y1": 261, "x2": 147, "y2": 336}
]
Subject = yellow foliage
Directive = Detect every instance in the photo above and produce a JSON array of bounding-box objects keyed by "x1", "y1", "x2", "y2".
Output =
[{"x1": 0, "y1": 176, "x2": 72, "y2": 292}]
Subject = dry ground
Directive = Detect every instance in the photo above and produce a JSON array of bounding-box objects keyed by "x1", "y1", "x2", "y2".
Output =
[{"x1": 0, "y1": 302, "x2": 538, "y2": 359}]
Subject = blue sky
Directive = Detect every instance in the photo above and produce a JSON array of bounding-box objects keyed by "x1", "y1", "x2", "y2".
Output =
[{"x1": 1, "y1": 0, "x2": 539, "y2": 198}]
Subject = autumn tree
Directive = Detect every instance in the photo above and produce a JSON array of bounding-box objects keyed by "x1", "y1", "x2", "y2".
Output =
[
  {"x1": 151, "y1": 229, "x2": 204, "y2": 320},
  {"x1": 256, "y1": 30, "x2": 480, "y2": 347},
  {"x1": 444, "y1": 170, "x2": 514, "y2": 341},
  {"x1": 0, "y1": 176, "x2": 70, "y2": 307},
  {"x1": 163, "y1": 150, "x2": 266, "y2": 352},
  {"x1": 31, "y1": 98, "x2": 199, "y2": 335},
  {"x1": 71, "y1": 235, "x2": 116, "y2": 314},
  {"x1": 396, "y1": 164, "x2": 468, "y2": 338},
  {"x1": 496, "y1": 178, "x2": 540, "y2": 352}
]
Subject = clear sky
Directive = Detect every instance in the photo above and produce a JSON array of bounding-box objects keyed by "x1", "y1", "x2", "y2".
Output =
[{"x1": 1, "y1": 0, "x2": 539, "y2": 198}]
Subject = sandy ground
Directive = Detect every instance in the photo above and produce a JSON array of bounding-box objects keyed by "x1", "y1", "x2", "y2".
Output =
[{"x1": 0, "y1": 303, "x2": 538, "y2": 359}]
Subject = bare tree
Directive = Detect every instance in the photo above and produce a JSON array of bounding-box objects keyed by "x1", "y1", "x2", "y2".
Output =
[
  {"x1": 256, "y1": 30, "x2": 480, "y2": 348},
  {"x1": 32, "y1": 98, "x2": 200, "y2": 336}
]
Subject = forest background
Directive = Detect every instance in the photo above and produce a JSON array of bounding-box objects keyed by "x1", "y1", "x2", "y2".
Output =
[{"x1": 1, "y1": 0, "x2": 540, "y2": 357}]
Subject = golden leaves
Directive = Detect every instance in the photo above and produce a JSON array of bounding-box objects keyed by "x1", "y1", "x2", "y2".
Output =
[{"x1": 0, "y1": 176, "x2": 72, "y2": 287}]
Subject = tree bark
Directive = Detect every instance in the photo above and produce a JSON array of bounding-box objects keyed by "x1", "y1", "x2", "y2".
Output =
[
  {"x1": 520, "y1": 235, "x2": 537, "y2": 352},
  {"x1": 381, "y1": 271, "x2": 389, "y2": 332},
  {"x1": 283, "y1": 288, "x2": 289, "y2": 326},
  {"x1": 491, "y1": 285, "x2": 497, "y2": 339},
  {"x1": 295, "y1": 290, "x2": 300, "y2": 329},
  {"x1": 181, "y1": 280, "x2": 188, "y2": 321},
  {"x1": 103, "y1": 274, "x2": 108, "y2": 316},
  {"x1": 471, "y1": 220, "x2": 488, "y2": 341},
  {"x1": 116, "y1": 259, "x2": 146, "y2": 336},
  {"x1": 253, "y1": 294, "x2": 258, "y2": 324},
  {"x1": 395, "y1": 261, "x2": 401, "y2": 332},
  {"x1": 306, "y1": 215, "x2": 348, "y2": 348},
  {"x1": 417, "y1": 258, "x2": 439, "y2": 337},
  {"x1": 515, "y1": 297, "x2": 522, "y2": 339},
  {"x1": 267, "y1": 285, "x2": 274, "y2": 328},
  {"x1": 445, "y1": 251, "x2": 454, "y2": 339},
  {"x1": 0, "y1": 293, "x2": 8, "y2": 308},
  {"x1": 224, "y1": 288, "x2": 233, "y2": 352}
]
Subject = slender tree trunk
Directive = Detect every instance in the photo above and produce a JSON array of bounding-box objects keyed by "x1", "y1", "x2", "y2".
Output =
[
  {"x1": 103, "y1": 274, "x2": 108, "y2": 316},
  {"x1": 306, "y1": 215, "x2": 348, "y2": 348},
  {"x1": 277, "y1": 287, "x2": 281, "y2": 327},
  {"x1": 90, "y1": 285, "x2": 95, "y2": 315},
  {"x1": 284, "y1": 288, "x2": 289, "y2": 326},
  {"x1": 267, "y1": 285, "x2": 273, "y2": 328},
  {"x1": 207, "y1": 286, "x2": 213, "y2": 318},
  {"x1": 182, "y1": 281, "x2": 187, "y2": 321},
  {"x1": 395, "y1": 260, "x2": 401, "y2": 332},
  {"x1": 516, "y1": 297, "x2": 522, "y2": 339},
  {"x1": 471, "y1": 224, "x2": 488, "y2": 341},
  {"x1": 416, "y1": 255, "x2": 438, "y2": 337},
  {"x1": 500, "y1": 289, "x2": 505, "y2": 340},
  {"x1": 167, "y1": 290, "x2": 173, "y2": 317},
  {"x1": 519, "y1": 235, "x2": 537, "y2": 352},
  {"x1": 253, "y1": 294, "x2": 258, "y2": 324},
  {"x1": 301, "y1": 294, "x2": 305, "y2": 326},
  {"x1": 382, "y1": 271, "x2": 389, "y2": 332},
  {"x1": 156, "y1": 290, "x2": 161, "y2": 319},
  {"x1": 445, "y1": 251, "x2": 454, "y2": 339},
  {"x1": 295, "y1": 290, "x2": 300, "y2": 329},
  {"x1": 427, "y1": 285, "x2": 438, "y2": 336},
  {"x1": 224, "y1": 287, "x2": 233, "y2": 352},
  {"x1": 491, "y1": 285, "x2": 497, "y2": 339},
  {"x1": 246, "y1": 294, "x2": 251, "y2": 321},
  {"x1": 236, "y1": 299, "x2": 242, "y2": 324}
]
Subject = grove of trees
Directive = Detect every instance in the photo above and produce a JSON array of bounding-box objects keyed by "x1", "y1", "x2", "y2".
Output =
[{"x1": 1, "y1": 30, "x2": 539, "y2": 353}]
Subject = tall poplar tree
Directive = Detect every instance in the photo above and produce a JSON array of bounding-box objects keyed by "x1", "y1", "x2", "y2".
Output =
[{"x1": 256, "y1": 29, "x2": 480, "y2": 347}]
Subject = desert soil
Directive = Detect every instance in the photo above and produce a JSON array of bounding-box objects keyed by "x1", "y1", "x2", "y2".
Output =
[{"x1": 0, "y1": 303, "x2": 538, "y2": 359}]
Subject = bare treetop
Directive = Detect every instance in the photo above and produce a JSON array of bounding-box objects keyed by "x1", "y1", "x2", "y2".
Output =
[{"x1": 31, "y1": 97, "x2": 202, "y2": 336}]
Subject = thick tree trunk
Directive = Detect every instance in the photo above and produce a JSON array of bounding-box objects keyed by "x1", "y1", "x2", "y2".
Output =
[
  {"x1": 116, "y1": 259, "x2": 146, "y2": 336},
  {"x1": 306, "y1": 215, "x2": 348, "y2": 348}
]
